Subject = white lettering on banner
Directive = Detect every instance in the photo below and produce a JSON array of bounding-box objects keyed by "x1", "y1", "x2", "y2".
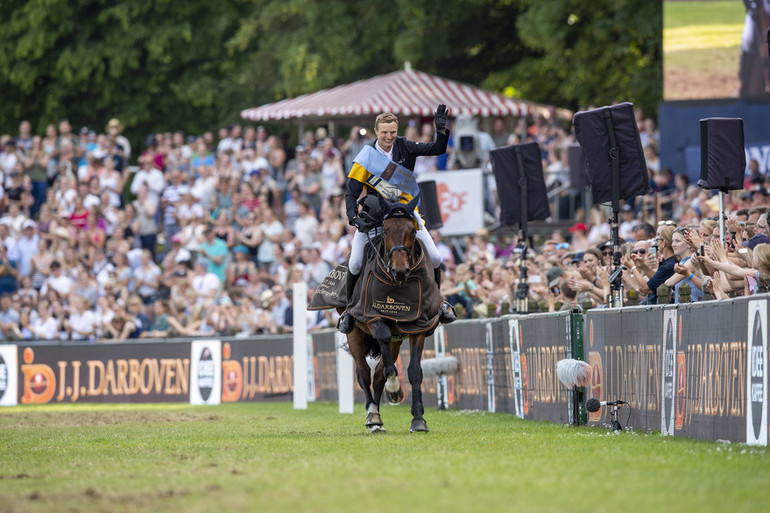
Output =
[
  {"x1": 419, "y1": 170, "x2": 484, "y2": 236},
  {"x1": 745, "y1": 144, "x2": 770, "y2": 174}
]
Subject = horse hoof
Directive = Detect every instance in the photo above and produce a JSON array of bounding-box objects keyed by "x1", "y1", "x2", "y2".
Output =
[
  {"x1": 368, "y1": 425, "x2": 386, "y2": 434},
  {"x1": 386, "y1": 389, "x2": 404, "y2": 405},
  {"x1": 409, "y1": 419, "x2": 429, "y2": 433},
  {"x1": 365, "y1": 412, "x2": 383, "y2": 427}
]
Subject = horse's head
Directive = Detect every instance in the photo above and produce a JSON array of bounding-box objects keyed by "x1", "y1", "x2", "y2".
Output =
[{"x1": 379, "y1": 194, "x2": 419, "y2": 283}]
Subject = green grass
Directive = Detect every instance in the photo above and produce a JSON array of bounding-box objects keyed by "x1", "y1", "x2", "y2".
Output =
[
  {"x1": 664, "y1": 1, "x2": 745, "y2": 30},
  {"x1": 0, "y1": 402, "x2": 768, "y2": 513},
  {"x1": 664, "y1": 1, "x2": 747, "y2": 99}
]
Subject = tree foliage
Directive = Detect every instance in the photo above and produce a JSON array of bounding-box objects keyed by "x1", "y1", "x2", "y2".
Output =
[
  {"x1": 496, "y1": 0, "x2": 662, "y2": 115},
  {"x1": 0, "y1": 0, "x2": 661, "y2": 151}
]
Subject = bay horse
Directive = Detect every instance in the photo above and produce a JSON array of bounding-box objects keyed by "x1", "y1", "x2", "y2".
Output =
[{"x1": 341, "y1": 194, "x2": 437, "y2": 433}]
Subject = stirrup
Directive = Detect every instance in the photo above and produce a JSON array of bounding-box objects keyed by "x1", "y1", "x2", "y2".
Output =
[
  {"x1": 338, "y1": 312, "x2": 356, "y2": 334},
  {"x1": 439, "y1": 301, "x2": 457, "y2": 324}
]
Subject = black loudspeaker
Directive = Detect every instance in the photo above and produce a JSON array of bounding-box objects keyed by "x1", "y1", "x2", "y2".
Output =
[
  {"x1": 417, "y1": 180, "x2": 443, "y2": 230},
  {"x1": 489, "y1": 142, "x2": 551, "y2": 226},
  {"x1": 572, "y1": 102, "x2": 650, "y2": 205},
  {"x1": 698, "y1": 118, "x2": 745, "y2": 190},
  {"x1": 567, "y1": 143, "x2": 588, "y2": 190}
]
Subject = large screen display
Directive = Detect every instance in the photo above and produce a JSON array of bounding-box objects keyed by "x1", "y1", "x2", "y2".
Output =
[{"x1": 664, "y1": 0, "x2": 770, "y2": 100}]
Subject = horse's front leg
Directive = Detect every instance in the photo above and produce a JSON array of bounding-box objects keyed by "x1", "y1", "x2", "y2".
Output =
[
  {"x1": 408, "y1": 334, "x2": 428, "y2": 432},
  {"x1": 347, "y1": 330, "x2": 383, "y2": 432},
  {"x1": 372, "y1": 321, "x2": 403, "y2": 404}
]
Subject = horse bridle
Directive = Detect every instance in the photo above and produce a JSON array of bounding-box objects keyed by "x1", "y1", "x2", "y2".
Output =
[{"x1": 366, "y1": 217, "x2": 416, "y2": 282}]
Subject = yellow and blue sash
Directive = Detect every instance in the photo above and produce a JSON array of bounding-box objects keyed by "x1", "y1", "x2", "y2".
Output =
[{"x1": 348, "y1": 145, "x2": 420, "y2": 207}]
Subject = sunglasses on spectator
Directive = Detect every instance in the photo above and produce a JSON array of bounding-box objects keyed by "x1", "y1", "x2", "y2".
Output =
[
  {"x1": 658, "y1": 220, "x2": 676, "y2": 226},
  {"x1": 631, "y1": 249, "x2": 646, "y2": 255},
  {"x1": 555, "y1": 243, "x2": 569, "y2": 249},
  {"x1": 602, "y1": 250, "x2": 612, "y2": 256}
]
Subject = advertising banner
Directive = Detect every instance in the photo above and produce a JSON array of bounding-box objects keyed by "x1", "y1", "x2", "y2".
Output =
[
  {"x1": 746, "y1": 299, "x2": 768, "y2": 446},
  {"x1": 585, "y1": 306, "x2": 665, "y2": 431},
  {"x1": 190, "y1": 340, "x2": 222, "y2": 406},
  {"x1": 0, "y1": 344, "x2": 17, "y2": 406},
  {"x1": 419, "y1": 170, "x2": 483, "y2": 236},
  {"x1": 221, "y1": 338, "x2": 292, "y2": 403},
  {"x1": 675, "y1": 300, "x2": 751, "y2": 443},
  {"x1": 16, "y1": 342, "x2": 191, "y2": 404},
  {"x1": 312, "y1": 330, "x2": 339, "y2": 402},
  {"x1": 444, "y1": 320, "x2": 489, "y2": 411},
  {"x1": 514, "y1": 312, "x2": 572, "y2": 424}
]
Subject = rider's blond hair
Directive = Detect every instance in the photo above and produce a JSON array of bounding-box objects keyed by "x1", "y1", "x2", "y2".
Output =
[{"x1": 374, "y1": 112, "x2": 399, "y2": 131}]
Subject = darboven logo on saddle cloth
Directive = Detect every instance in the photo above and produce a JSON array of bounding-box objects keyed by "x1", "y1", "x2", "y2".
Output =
[{"x1": 372, "y1": 295, "x2": 411, "y2": 314}]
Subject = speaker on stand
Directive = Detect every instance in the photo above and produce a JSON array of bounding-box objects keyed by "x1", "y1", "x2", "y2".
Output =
[
  {"x1": 698, "y1": 117, "x2": 746, "y2": 244},
  {"x1": 573, "y1": 102, "x2": 651, "y2": 308},
  {"x1": 490, "y1": 142, "x2": 551, "y2": 313}
]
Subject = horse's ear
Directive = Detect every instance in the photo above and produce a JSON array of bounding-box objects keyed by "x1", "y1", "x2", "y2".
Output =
[{"x1": 405, "y1": 193, "x2": 420, "y2": 213}]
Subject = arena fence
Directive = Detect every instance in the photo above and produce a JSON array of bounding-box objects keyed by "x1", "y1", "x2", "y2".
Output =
[{"x1": 0, "y1": 294, "x2": 767, "y2": 446}]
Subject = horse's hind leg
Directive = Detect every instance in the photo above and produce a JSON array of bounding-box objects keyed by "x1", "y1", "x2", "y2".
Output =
[{"x1": 408, "y1": 334, "x2": 429, "y2": 433}]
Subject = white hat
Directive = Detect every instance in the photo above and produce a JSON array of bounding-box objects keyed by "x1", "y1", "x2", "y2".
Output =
[
  {"x1": 22, "y1": 220, "x2": 35, "y2": 230},
  {"x1": 174, "y1": 248, "x2": 192, "y2": 263}
]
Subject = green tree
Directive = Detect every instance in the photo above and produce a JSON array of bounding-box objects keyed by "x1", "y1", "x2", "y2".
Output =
[
  {"x1": 0, "y1": 0, "x2": 251, "y2": 151},
  {"x1": 488, "y1": 0, "x2": 662, "y2": 116},
  {"x1": 0, "y1": 0, "x2": 661, "y2": 148}
]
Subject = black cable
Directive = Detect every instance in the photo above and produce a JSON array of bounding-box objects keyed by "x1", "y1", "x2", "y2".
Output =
[{"x1": 624, "y1": 402, "x2": 632, "y2": 430}]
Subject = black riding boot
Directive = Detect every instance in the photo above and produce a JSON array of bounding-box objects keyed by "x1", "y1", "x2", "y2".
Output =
[
  {"x1": 434, "y1": 267, "x2": 457, "y2": 324},
  {"x1": 337, "y1": 271, "x2": 360, "y2": 334}
]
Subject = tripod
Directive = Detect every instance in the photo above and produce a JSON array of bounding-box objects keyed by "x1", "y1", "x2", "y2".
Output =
[{"x1": 610, "y1": 403, "x2": 622, "y2": 431}]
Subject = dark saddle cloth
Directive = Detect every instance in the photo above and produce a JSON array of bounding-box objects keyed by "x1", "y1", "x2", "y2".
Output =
[{"x1": 308, "y1": 237, "x2": 441, "y2": 335}]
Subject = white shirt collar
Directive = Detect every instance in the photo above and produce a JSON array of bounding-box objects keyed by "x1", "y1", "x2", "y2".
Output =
[{"x1": 375, "y1": 140, "x2": 393, "y2": 161}]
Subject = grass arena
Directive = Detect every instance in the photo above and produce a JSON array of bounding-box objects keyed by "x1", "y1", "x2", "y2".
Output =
[{"x1": 2, "y1": 293, "x2": 770, "y2": 513}]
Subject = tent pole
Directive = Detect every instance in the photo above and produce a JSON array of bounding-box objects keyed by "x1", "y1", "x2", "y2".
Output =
[{"x1": 297, "y1": 120, "x2": 305, "y2": 146}]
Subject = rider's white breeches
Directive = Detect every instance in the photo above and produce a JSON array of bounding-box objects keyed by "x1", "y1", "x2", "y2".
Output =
[{"x1": 348, "y1": 224, "x2": 442, "y2": 275}]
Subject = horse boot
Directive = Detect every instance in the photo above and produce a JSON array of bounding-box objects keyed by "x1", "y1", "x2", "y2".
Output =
[
  {"x1": 337, "y1": 270, "x2": 360, "y2": 334},
  {"x1": 434, "y1": 267, "x2": 457, "y2": 324}
]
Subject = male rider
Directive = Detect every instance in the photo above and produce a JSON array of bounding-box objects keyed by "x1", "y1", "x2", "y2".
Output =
[{"x1": 338, "y1": 106, "x2": 456, "y2": 334}]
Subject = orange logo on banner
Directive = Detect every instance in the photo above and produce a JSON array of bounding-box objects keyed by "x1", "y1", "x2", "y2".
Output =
[
  {"x1": 221, "y1": 343, "x2": 243, "y2": 402},
  {"x1": 588, "y1": 351, "x2": 603, "y2": 422},
  {"x1": 675, "y1": 352, "x2": 686, "y2": 431},
  {"x1": 436, "y1": 183, "x2": 468, "y2": 223},
  {"x1": 21, "y1": 348, "x2": 56, "y2": 404}
]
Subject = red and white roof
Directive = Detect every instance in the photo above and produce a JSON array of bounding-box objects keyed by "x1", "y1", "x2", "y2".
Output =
[{"x1": 240, "y1": 67, "x2": 531, "y2": 122}]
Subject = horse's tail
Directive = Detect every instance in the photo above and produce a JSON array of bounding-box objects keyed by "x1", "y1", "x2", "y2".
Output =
[{"x1": 363, "y1": 333, "x2": 382, "y2": 359}]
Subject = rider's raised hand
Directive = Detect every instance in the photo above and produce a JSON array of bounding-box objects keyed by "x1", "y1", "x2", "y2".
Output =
[{"x1": 434, "y1": 104, "x2": 448, "y2": 133}]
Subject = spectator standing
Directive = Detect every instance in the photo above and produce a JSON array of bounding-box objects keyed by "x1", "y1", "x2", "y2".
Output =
[
  {"x1": 191, "y1": 258, "x2": 221, "y2": 305},
  {"x1": 293, "y1": 201, "x2": 319, "y2": 250},
  {"x1": 199, "y1": 224, "x2": 229, "y2": 283},
  {"x1": 16, "y1": 220, "x2": 38, "y2": 279},
  {"x1": 66, "y1": 296, "x2": 96, "y2": 341},
  {"x1": 131, "y1": 156, "x2": 165, "y2": 202},
  {"x1": 666, "y1": 228, "x2": 704, "y2": 302},
  {"x1": 0, "y1": 293, "x2": 19, "y2": 340},
  {"x1": 257, "y1": 207, "x2": 283, "y2": 270},
  {"x1": 133, "y1": 249, "x2": 161, "y2": 305},
  {"x1": 106, "y1": 118, "x2": 131, "y2": 162},
  {"x1": 634, "y1": 225, "x2": 677, "y2": 304},
  {"x1": 132, "y1": 184, "x2": 159, "y2": 260}
]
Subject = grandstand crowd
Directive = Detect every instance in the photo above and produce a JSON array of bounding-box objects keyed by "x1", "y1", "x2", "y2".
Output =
[{"x1": 0, "y1": 110, "x2": 768, "y2": 342}]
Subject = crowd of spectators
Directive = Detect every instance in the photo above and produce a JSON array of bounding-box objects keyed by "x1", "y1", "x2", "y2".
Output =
[{"x1": 0, "y1": 109, "x2": 767, "y2": 341}]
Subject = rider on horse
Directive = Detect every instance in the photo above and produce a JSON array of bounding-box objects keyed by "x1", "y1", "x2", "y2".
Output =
[{"x1": 337, "y1": 106, "x2": 457, "y2": 334}]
